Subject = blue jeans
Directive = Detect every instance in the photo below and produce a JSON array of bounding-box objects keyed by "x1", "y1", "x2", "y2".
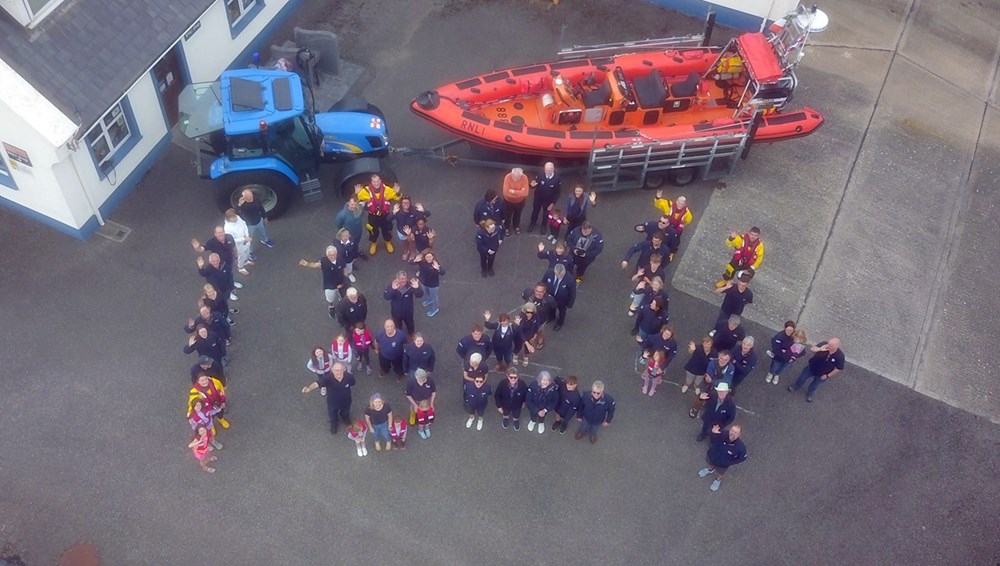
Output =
[
  {"x1": 247, "y1": 220, "x2": 271, "y2": 246},
  {"x1": 578, "y1": 419, "x2": 601, "y2": 439},
  {"x1": 423, "y1": 285, "x2": 440, "y2": 310},
  {"x1": 769, "y1": 358, "x2": 790, "y2": 376},
  {"x1": 792, "y1": 367, "x2": 826, "y2": 395},
  {"x1": 372, "y1": 422, "x2": 391, "y2": 443}
]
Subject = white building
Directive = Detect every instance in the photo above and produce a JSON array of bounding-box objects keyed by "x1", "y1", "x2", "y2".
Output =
[{"x1": 0, "y1": 0, "x2": 301, "y2": 239}]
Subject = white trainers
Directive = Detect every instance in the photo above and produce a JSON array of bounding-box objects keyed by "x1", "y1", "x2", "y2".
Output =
[
  {"x1": 764, "y1": 374, "x2": 773, "y2": 384},
  {"x1": 361, "y1": 445, "x2": 368, "y2": 456},
  {"x1": 356, "y1": 445, "x2": 364, "y2": 457},
  {"x1": 538, "y1": 423, "x2": 545, "y2": 434},
  {"x1": 772, "y1": 375, "x2": 780, "y2": 385},
  {"x1": 233, "y1": 281, "x2": 244, "y2": 289},
  {"x1": 348, "y1": 274, "x2": 357, "y2": 283},
  {"x1": 476, "y1": 418, "x2": 483, "y2": 431},
  {"x1": 229, "y1": 293, "x2": 239, "y2": 301},
  {"x1": 694, "y1": 387, "x2": 701, "y2": 396},
  {"x1": 681, "y1": 385, "x2": 689, "y2": 394},
  {"x1": 527, "y1": 420, "x2": 536, "y2": 431},
  {"x1": 320, "y1": 387, "x2": 327, "y2": 396},
  {"x1": 466, "y1": 416, "x2": 475, "y2": 429},
  {"x1": 708, "y1": 330, "x2": 716, "y2": 337},
  {"x1": 766, "y1": 349, "x2": 775, "y2": 358}
]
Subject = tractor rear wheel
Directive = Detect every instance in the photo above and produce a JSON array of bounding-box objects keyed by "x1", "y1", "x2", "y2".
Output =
[{"x1": 214, "y1": 170, "x2": 294, "y2": 219}]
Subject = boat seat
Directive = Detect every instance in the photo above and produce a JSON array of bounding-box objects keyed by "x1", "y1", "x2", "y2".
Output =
[
  {"x1": 633, "y1": 70, "x2": 667, "y2": 109},
  {"x1": 582, "y1": 81, "x2": 612, "y2": 108},
  {"x1": 670, "y1": 72, "x2": 701, "y2": 98}
]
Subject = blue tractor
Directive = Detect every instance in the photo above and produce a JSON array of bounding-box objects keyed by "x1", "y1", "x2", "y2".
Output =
[{"x1": 179, "y1": 68, "x2": 389, "y2": 218}]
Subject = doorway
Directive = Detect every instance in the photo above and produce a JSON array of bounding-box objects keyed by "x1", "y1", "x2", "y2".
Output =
[{"x1": 153, "y1": 45, "x2": 186, "y2": 127}]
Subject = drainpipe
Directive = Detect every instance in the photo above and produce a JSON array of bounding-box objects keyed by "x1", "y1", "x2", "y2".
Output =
[{"x1": 66, "y1": 141, "x2": 106, "y2": 227}]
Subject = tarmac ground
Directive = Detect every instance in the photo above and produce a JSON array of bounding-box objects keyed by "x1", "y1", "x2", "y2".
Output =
[{"x1": 0, "y1": 1, "x2": 998, "y2": 564}]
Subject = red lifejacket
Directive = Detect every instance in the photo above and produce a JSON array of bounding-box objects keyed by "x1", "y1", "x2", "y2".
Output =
[
  {"x1": 192, "y1": 381, "x2": 225, "y2": 410},
  {"x1": 366, "y1": 190, "x2": 391, "y2": 216},
  {"x1": 668, "y1": 203, "x2": 688, "y2": 233},
  {"x1": 732, "y1": 234, "x2": 759, "y2": 268}
]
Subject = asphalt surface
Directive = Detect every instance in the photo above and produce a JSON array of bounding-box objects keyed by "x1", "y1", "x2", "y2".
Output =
[{"x1": 0, "y1": 1, "x2": 998, "y2": 564}]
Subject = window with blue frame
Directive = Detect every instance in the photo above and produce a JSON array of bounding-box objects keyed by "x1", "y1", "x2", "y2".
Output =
[
  {"x1": 84, "y1": 99, "x2": 142, "y2": 179},
  {"x1": 225, "y1": 0, "x2": 265, "y2": 38}
]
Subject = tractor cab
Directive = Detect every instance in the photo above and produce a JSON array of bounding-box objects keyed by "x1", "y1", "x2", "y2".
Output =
[
  {"x1": 179, "y1": 68, "x2": 390, "y2": 218},
  {"x1": 219, "y1": 70, "x2": 319, "y2": 177}
]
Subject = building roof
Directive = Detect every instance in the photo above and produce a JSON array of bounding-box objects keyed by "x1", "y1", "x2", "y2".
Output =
[{"x1": 0, "y1": 0, "x2": 213, "y2": 136}]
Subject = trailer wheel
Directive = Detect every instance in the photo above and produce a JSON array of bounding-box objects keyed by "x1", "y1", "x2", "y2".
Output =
[
  {"x1": 642, "y1": 173, "x2": 667, "y2": 190},
  {"x1": 214, "y1": 170, "x2": 294, "y2": 219},
  {"x1": 669, "y1": 168, "x2": 696, "y2": 186}
]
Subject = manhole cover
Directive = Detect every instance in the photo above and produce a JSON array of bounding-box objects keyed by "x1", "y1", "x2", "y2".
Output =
[{"x1": 95, "y1": 220, "x2": 132, "y2": 243}]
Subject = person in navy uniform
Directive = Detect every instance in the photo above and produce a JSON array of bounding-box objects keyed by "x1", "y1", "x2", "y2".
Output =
[
  {"x1": 696, "y1": 382, "x2": 736, "y2": 442},
  {"x1": 565, "y1": 221, "x2": 604, "y2": 283},
  {"x1": 633, "y1": 214, "x2": 675, "y2": 242},
  {"x1": 536, "y1": 241, "x2": 574, "y2": 276},
  {"x1": 301, "y1": 361, "x2": 357, "y2": 435},
  {"x1": 483, "y1": 311, "x2": 519, "y2": 372},
  {"x1": 525, "y1": 371, "x2": 559, "y2": 434},
  {"x1": 543, "y1": 263, "x2": 577, "y2": 331},
  {"x1": 552, "y1": 375, "x2": 582, "y2": 434},
  {"x1": 575, "y1": 380, "x2": 615, "y2": 444},
  {"x1": 494, "y1": 367, "x2": 528, "y2": 431},
  {"x1": 475, "y1": 219, "x2": 503, "y2": 277},
  {"x1": 373, "y1": 319, "x2": 406, "y2": 381},
  {"x1": 463, "y1": 372, "x2": 492, "y2": 431},
  {"x1": 473, "y1": 189, "x2": 504, "y2": 226},
  {"x1": 456, "y1": 325, "x2": 492, "y2": 364},
  {"x1": 522, "y1": 283, "x2": 558, "y2": 350},
  {"x1": 788, "y1": 338, "x2": 845, "y2": 402},
  {"x1": 699, "y1": 424, "x2": 747, "y2": 492},
  {"x1": 403, "y1": 333, "x2": 436, "y2": 377},
  {"x1": 383, "y1": 270, "x2": 424, "y2": 337},
  {"x1": 714, "y1": 273, "x2": 753, "y2": 324},
  {"x1": 527, "y1": 161, "x2": 561, "y2": 233},
  {"x1": 729, "y1": 336, "x2": 758, "y2": 393},
  {"x1": 621, "y1": 231, "x2": 675, "y2": 274},
  {"x1": 711, "y1": 314, "x2": 746, "y2": 353},
  {"x1": 335, "y1": 288, "x2": 368, "y2": 335}
]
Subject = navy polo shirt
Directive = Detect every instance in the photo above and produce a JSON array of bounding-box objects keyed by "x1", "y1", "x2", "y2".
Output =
[
  {"x1": 808, "y1": 342, "x2": 845, "y2": 375},
  {"x1": 720, "y1": 286, "x2": 753, "y2": 316}
]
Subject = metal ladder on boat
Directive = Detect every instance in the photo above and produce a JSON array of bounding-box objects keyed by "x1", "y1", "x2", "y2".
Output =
[
  {"x1": 584, "y1": 126, "x2": 753, "y2": 192},
  {"x1": 557, "y1": 11, "x2": 718, "y2": 60},
  {"x1": 557, "y1": 35, "x2": 706, "y2": 60}
]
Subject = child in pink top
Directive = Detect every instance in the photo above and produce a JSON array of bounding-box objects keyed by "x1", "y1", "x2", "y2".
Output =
[
  {"x1": 351, "y1": 322, "x2": 373, "y2": 375},
  {"x1": 641, "y1": 349, "x2": 667, "y2": 397},
  {"x1": 188, "y1": 426, "x2": 217, "y2": 473},
  {"x1": 546, "y1": 208, "x2": 566, "y2": 243}
]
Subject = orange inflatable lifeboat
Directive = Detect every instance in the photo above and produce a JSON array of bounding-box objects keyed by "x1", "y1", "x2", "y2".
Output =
[{"x1": 412, "y1": 7, "x2": 826, "y2": 159}]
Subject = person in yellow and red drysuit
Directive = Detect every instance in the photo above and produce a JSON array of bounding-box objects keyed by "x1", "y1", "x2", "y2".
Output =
[
  {"x1": 354, "y1": 174, "x2": 401, "y2": 256},
  {"x1": 716, "y1": 227, "x2": 763, "y2": 288}
]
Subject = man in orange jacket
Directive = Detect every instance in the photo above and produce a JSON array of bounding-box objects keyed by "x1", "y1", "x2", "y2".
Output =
[{"x1": 501, "y1": 167, "x2": 530, "y2": 236}]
